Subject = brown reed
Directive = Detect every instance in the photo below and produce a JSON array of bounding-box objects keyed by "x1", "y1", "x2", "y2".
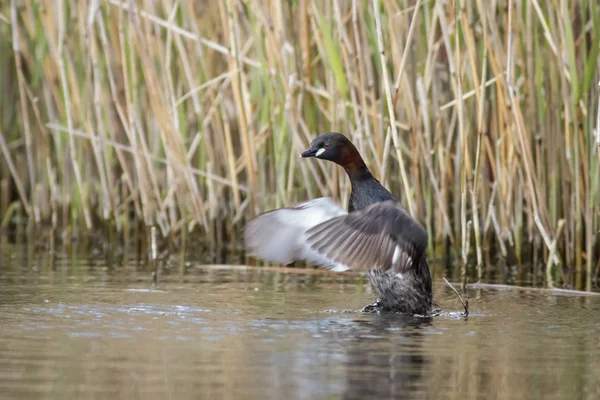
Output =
[{"x1": 0, "y1": 0, "x2": 599, "y2": 289}]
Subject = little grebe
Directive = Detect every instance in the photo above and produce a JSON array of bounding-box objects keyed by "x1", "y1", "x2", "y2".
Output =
[{"x1": 245, "y1": 132, "x2": 432, "y2": 315}]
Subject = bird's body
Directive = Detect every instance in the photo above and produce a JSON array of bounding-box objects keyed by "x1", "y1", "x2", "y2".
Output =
[{"x1": 244, "y1": 132, "x2": 432, "y2": 315}]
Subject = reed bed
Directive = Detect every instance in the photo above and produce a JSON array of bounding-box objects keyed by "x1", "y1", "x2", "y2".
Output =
[{"x1": 0, "y1": 0, "x2": 599, "y2": 288}]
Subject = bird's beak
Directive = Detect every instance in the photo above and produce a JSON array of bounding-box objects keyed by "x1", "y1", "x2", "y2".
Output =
[{"x1": 300, "y1": 146, "x2": 318, "y2": 158}]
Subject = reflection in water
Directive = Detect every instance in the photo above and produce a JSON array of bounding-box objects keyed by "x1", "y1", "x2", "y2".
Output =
[{"x1": 339, "y1": 316, "x2": 431, "y2": 400}]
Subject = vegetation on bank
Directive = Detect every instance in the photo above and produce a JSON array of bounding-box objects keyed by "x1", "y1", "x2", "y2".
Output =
[{"x1": 0, "y1": 1, "x2": 599, "y2": 289}]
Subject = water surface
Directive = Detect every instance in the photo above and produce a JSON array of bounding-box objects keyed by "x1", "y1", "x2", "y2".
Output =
[{"x1": 0, "y1": 236, "x2": 599, "y2": 399}]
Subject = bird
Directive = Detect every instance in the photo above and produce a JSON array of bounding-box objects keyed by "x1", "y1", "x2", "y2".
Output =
[{"x1": 244, "y1": 132, "x2": 432, "y2": 315}]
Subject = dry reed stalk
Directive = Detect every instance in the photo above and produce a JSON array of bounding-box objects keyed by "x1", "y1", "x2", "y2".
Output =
[
  {"x1": 0, "y1": 180, "x2": 8, "y2": 220},
  {"x1": 441, "y1": 0, "x2": 470, "y2": 273},
  {"x1": 372, "y1": 0, "x2": 415, "y2": 216},
  {"x1": 594, "y1": 79, "x2": 600, "y2": 287},
  {"x1": 56, "y1": 0, "x2": 92, "y2": 229},
  {"x1": 45, "y1": 158, "x2": 58, "y2": 231},
  {"x1": 223, "y1": 0, "x2": 257, "y2": 215},
  {"x1": 94, "y1": 8, "x2": 142, "y2": 220},
  {"x1": 11, "y1": 0, "x2": 38, "y2": 223},
  {"x1": 89, "y1": 16, "x2": 114, "y2": 224},
  {"x1": 0, "y1": 129, "x2": 30, "y2": 216},
  {"x1": 546, "y1": 218, "x2": 567, "y2": 288},
  {"x1": 351, "y1": 0, "x2": 376, "y2": 173},
  {"x1": 443, "y1": 277, "x2": 469, "y2": 317},
  {"x1": 391, "y1": 0, "x2": 423, "y2": 110}
]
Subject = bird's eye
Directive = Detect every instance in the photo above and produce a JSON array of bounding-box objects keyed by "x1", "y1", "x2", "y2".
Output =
[{"x1": 324, "y1": 143, "x2": 330, "y2": 148}]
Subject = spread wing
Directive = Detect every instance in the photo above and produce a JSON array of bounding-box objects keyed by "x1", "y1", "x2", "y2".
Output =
[
  {"x1": 244, "y1": 197, "x2": 351, "y2": 271},
  {"x1": 306, "y1": 201, "x2": 428, "y2": 274},
  {"x1": 245, "y1": 198, "x2": 427, "y2": 274}
]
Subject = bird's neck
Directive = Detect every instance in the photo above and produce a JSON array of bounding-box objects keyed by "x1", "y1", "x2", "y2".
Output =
[
  {"x1": 345, "y1": 165, "x2": 373, "y2": 184},
  {"x1": 337, "y1": 144, "x2": 370, "y2": 179}
]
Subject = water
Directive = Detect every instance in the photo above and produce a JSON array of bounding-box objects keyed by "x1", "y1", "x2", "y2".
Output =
[{"x1": 1, "y1": 235, "x2": 599, "y2": 399}]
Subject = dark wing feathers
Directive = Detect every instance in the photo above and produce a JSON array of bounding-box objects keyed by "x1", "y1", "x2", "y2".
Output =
[
  {"x1": 245, "y1": 197, "x2": 427, "y2": 275},
  {"x1": 306, "y1": 201, "x2": 427, "y2": 274}
]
